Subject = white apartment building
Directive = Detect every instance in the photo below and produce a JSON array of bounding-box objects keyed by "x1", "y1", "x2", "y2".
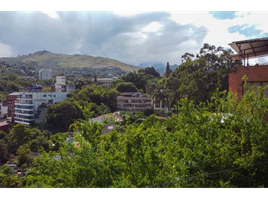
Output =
[
  {"x1": 0, "y1": 103, "x2": 8, "y2": 118},
  {"x1": 14, "y1": 92, "x2": 68, "y2": 126},
  {"x1": 39, "y1": 69, "x2": 52, "y2": 80}
]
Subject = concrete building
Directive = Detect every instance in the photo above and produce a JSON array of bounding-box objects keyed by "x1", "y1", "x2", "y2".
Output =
[
  {"x1": 14, "y1": 91, "x2": 69, "y2": 126},
  {"x1": 228, "y1": 37, "x2": 268, "y2": 101},
  {"x1": 6, "y1": 92, "x2": 21, "y2": 122},
  {"x1": 39, "y1": 69, "x2": 52, "y2": 80},
  {"x1": 153, "y1": 100, "x2": 169, "y2": 114},
  {"x1": 117, "y1": 92, "x2": 153, "y2": 111},
  {"x1": 93, "y1": 77, "x2": 118, "y2": 87},
  {"x1": 54, "y1": 76, "x2": 75, "y2": 93},
  {"x1": 0, "y1": 103, "x2": 8, "y2": 119}
]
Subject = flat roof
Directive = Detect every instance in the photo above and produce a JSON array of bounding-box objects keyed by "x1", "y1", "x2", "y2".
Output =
[
  {"x1": 228, "y1": 37, "x2": 268, "y2": 60},
  {"x1": 8, "y1": 92, "x2": 22, "y2": 95}
]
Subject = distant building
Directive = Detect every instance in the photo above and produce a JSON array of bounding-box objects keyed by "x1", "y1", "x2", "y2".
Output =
[
  {"x1": 117, "y1": 92, "x2": 153, "y2": 112},
  {"x1": 153, "y1": 100, "x2": 169, "y2": 114},
  {"x1": 93, "y1": 77, "x2": 118, "y2": 87},
  {"x1": 53, "y1": 76, "x2": 75, "y2": 93},
  {"x1": 39, "y1": 69, "x2": 52, "y2": 80}
]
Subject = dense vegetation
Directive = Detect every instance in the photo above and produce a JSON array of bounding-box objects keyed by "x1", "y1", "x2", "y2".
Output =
[
  {"x1": 2, "y1": 85, "x2": 268, "y2": 187},
  {"x1": 3, "y1": 43, "x2": 262, "y2": 188}
]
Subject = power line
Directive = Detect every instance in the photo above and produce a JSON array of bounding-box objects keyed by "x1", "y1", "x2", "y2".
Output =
[{"x1": 149, "y1": 160, "x2": 268, "y2": 188}]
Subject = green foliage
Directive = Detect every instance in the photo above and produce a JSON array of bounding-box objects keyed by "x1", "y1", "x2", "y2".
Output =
[
  {"x1": 138, "y1": 67, "x2": 161, "y2": 78},
  {"x1": 43, "y1": 100, "x2": 84, "y2": 132},
  {"x1": 7, "y1": 124, "x2": 34, "y2": 155},
  {"x1": 72, "y1": 84, "x2": 118, "y2": 112},
  {"x1": 17, "y1": 85, "x2": 268, "y2": 188},
  {"x1": 116, "y1": 82, "x2": 138, "y2": 93}
]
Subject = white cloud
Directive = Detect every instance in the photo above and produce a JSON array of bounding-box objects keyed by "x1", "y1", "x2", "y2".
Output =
[
  {"x1": 142, "y1": 21, "x2": 163, "y2": 32},
  {"x1": 41, "y1": 11, "x2": 59, "y2": 19},
  {"x1": 0, "y1": 42, "x2": 12, "y2": 57}
]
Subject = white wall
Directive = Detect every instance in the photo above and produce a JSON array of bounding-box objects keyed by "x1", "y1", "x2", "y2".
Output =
[{"x1": 0, "y1": 103, "x2": 8, "y2": 118}]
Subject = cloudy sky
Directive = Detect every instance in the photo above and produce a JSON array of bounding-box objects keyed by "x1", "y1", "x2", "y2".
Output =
[{"x1": 1, "y1": 1, "x2": 268, "y2": 66}]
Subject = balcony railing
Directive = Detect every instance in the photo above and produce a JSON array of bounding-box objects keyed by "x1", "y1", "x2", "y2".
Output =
[
  {"x1": 14, "y1": 111, "x2": 34, "y2": 116},
  {"x1": 15, "y1": 115, "x2": 34, "y2": 121},
  {"x1": 14, "y1": 120, "x2": 30, "y2": 126}
]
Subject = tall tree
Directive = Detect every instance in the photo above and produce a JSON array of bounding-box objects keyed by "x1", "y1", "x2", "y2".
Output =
[{"x1": 165, "y1": 62, "x2": 172, "y2": 78}]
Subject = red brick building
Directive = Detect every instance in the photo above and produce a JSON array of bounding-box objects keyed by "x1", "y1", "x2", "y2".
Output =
[
  {"x1": 228, "y1": 37, "x2": 268, "y2": 101},
  {"x1": 6, "y1": 92, "x2": 21, "y2": 122}
]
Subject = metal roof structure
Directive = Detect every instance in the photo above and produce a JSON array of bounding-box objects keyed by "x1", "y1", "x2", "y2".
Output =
[{"x1": 228, "y1": 37, "x2": 268, "y2": 61}]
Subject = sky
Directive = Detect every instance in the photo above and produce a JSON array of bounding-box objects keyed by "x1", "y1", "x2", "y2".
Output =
[{"x1": 1, "y1": 1, "x2": 268, "y2": 66}]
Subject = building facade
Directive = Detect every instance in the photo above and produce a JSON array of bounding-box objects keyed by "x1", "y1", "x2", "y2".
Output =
[
  {"x1": 229, "y1": 65, "x2": 268, "y2": 101},
  {"x1": 153, "y1": 100, "x2": 169, "y2": 114},
  {"x1": 14, "y1": 92, "x2": 69, "y2": 126},
  {"x1": 6, "y1": 92, "x2": 21, "y2": 122},
  {"x1": 117, "y1": 92, "x2": 153, "y2": 111},
  {"x1": 39, "y1": 69, "x2": 52, "y2": 80},
  {"x1": 0, "y1": 103, "x2": 8, "y2": 119}
]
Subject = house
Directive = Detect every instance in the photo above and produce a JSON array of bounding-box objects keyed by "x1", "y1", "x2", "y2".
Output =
[
  {"x1": 0, "y1": 120, "x2": 11, "y2": 133},
  {"x1": 228, "y1": 37, "x2": 268, "y2": 101},
  {"x1": 91, "y1": 112, "x2": 123, "y2": 135},
  {"x1": 117, "y1": 92, "x2": 153, "y2": 112}
]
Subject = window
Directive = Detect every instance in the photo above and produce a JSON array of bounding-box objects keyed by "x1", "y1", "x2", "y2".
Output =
[
  {"x1": 43, "y1": 95, "x2": 46, "y2": 97},
  {"x1": 53, "y1": 95, "x2": 56, "y2": 97}
]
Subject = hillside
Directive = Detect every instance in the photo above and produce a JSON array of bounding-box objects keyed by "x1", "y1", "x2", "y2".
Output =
[{"x1": 0, "y1": 51, "x2": 141, "y2": 77}]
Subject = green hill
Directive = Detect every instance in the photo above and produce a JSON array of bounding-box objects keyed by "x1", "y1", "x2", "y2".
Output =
[{"x1": 0, "y1": 51, "x2": 141, "y2": 77}]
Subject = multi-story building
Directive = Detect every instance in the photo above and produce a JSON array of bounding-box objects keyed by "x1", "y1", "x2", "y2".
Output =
[
  {"x1": 39, "y1": 69, "x2": 52, "y2": 80},
  {"x1": 0, "y1": 103, "x2": 8, "y2": 119},
  {"x1": 54, "y1": 76, "x2": 75, "y2": 93},
  {"x1": 117, "y1": 92, "x2": 153, "y2": 111},
  {"x1": 14, "y1": 91, "x2": 69, "y2": 126},
  {"x1": 6, "y1": 92, "x2": 21, "y2": 122}
]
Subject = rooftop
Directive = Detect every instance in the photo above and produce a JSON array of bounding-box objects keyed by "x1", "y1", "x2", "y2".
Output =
[{"x1": 228, "y1": 37, "x2": 268, "y2": 60}]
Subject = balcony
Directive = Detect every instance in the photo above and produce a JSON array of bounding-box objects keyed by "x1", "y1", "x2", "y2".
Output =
[
  {"x1": 15, "y1": 115, "x2": 34, "y2": 121},
  {"x1": 14, "y1": 111, "x2": 34, "y2": 116}
]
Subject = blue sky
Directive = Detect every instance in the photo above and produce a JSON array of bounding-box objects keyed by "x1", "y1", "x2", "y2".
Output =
[
  {"x1": 209, "y1": 11, "x2": 237, "y2": 20},
  {"x1": 1, "y1": 1, "x2": 268, "y2": 66}
]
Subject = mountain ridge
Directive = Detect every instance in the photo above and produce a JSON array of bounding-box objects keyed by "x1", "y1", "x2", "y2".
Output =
[{"x1": 0, "y1": 51, "x2": 141, "y2": 76}]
